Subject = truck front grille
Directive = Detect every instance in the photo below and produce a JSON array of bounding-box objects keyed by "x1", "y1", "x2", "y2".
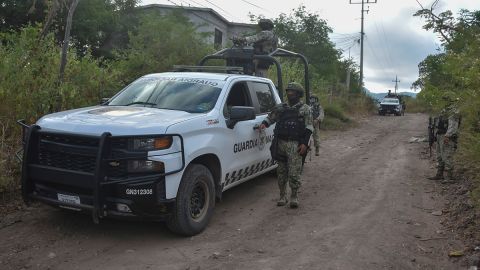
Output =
[
  {"x1": 38, "y1": 147, "x2": 97, "y2": 173},
  {"x1": 381, "y1": 105, "x2": 396, "y2": 110},
  {"x1": 36, "y1": 133, "x2": 129, "y2": 178},
  {"x1": 37, "y1": 133, "x2": 99, "y2": 173}
]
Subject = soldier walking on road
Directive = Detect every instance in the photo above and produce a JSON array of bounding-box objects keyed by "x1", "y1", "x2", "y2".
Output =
[
  {"x1": 428, "y1": 96, "x2": 461, "y2": 183},
  {"x1": 259, "y1": 82, "x2": 313, "y2": 208},
  {"x1": 309, "y1": 95, "x2": 324, "y2": 156},
  {"x1": 233, "y1": 19, "x2": 278, "y2": 77}
]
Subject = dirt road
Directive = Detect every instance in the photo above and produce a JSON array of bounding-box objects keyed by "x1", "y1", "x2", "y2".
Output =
[{"x1": 0, "y1": 113, "x2": 464, "y2": 270}]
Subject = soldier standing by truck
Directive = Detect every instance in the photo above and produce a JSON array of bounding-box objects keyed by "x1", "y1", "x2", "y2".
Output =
[
  {"x1": 428, "y1": 96, "x2": 461, "y2": 183},
  {"x1": 259, "y1": 82, "x2": 313, "y2": 208},
  {"x1": 309, "y1": 95, "x2": 324, "y2": 156}
]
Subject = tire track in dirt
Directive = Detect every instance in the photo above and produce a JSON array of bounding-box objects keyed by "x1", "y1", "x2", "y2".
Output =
[{"x1": 0, "y1": 114, "x2": 462, "y2": 270}]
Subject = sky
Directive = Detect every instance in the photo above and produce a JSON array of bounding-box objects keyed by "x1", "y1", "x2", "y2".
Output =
[{"x1": 141, "y1": 0, "x2": 480, "y2": 93}]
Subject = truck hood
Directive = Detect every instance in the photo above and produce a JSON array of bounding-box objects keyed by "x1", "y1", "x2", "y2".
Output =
[{"x1": 37, "y1": 106, "x2": 203, "y2": 136}]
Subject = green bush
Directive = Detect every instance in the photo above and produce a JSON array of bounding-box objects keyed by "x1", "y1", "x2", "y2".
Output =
[
  {"x1": 0, "y1": 26, "x2": 121, "y2": 192},
  {"x1": 114, "y1": 11, "x2": 214, "y2": 84},
  {"x1": 324, "y1": 103, "x2": 350, "y2": 122}
]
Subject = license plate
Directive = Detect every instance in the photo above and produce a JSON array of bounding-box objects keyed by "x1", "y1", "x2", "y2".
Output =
[{"x1": 57, "y1": 193, "x2": 81, "y2": 205}]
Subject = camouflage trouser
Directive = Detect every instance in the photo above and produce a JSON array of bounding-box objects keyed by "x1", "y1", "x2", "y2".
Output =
[
  {"x1": 313, "y1": 122, "x2": 320, "y2": 148},
  {"x1": 276, "y1": 139, "x2": 303, "y2": 191},
  {"x1": 253, "y1": 59, "x2": 268, "y2": 77},
  {"x1": 436, "y1": 134, "x2": 456, "y2": 171}
]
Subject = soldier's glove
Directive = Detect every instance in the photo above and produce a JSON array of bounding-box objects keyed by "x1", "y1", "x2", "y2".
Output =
[
  {"x1": 297, "y1": 144, "x2": 308, "y2": 156},
  {"x1": 260, "y1": 120, "x2": 269, "y2": 128}
]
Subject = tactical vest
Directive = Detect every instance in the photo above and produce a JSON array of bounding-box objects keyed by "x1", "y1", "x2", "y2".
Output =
[
  {"x1": 253, "y1": 35, "x2": 278, "y2": 55},
  {"x1": 312, "y1": 103, "x2": 320, "y2": 119},
  {"x1": 274, "y1": 107, "x2": 305, "y2": 141},
  {"x1": 436, "y1": 116, "x2": 448, "y2": 134}
]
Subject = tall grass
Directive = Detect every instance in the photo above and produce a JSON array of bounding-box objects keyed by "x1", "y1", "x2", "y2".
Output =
[{"x1": 0, "y1": 26, "x2": 122, "y2": 195}]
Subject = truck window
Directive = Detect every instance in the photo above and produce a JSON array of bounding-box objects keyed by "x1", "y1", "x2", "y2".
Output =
[
  {"x1": 223, "y1": 82, "x2": 252, "y2": 117},
  {"x1": 108, "y1": 77, "x2": 223, "y2": 113},
  {"x1": 250, "y1": 82, "x2": 276, "y2": 114}
]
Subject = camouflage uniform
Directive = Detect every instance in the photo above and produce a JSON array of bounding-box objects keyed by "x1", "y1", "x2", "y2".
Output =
[
  {"x1": 430, "y1": 103, "x2": 461, "y2": 182},
  {"x1": 244, "y1": 30, "x2": 277, "y2": 54},
  {"x1": 309, "y1": 96, "x2": 324, "y2": 156},
  {"x1": 263, "y1": 100, "x2": 313, "y2": 207},
  {"x1": 240, "y1": 19, "x2": 278, "y2": 77}
]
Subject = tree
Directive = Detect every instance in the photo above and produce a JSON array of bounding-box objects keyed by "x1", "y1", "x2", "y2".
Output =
[
  {"x1": 273, "y1": 6, "x2": 340, "y2": 80},
  {"x1": 114, "y1": 11, "x2": 213, "y2": 83},
  {"x1": 59, "y1": 0, "x2": 81, "y2": 83},
  {"x1": 0, "y1": 0, "x2": 47, "y2": 33}
]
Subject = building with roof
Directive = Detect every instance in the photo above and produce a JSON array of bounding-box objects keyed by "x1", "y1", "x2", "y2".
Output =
[{"x1": 139, "y1": 4, "x2": 257, "y2": 48}]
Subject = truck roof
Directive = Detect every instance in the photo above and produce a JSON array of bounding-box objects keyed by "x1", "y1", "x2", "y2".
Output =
[{"x1": 143, "y1": 72, "x2": 272, "y2": 82}]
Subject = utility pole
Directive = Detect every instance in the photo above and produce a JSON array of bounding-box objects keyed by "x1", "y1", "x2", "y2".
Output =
[
  {"x1": 349, "y1": 0, "x2": 377, "y2": 87},
  {"x1": 346, "y1": 69, "x2": 351, "y2": 93},
  {"x1": 392, "y1": 75, "x2": 400, "y2": 94}
]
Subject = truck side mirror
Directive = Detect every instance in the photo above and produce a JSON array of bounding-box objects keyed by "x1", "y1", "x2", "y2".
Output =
[
  {"x1": 100, "y1": 98, "x2": 110, "y2": 105},
  {"x1": 227, "y1": 106, "x2": 255, "y2": 129}
]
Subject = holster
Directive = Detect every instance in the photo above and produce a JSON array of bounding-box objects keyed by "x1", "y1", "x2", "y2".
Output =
[{"x1": 270, "y1": 137, "x2": 287, "y2": 162}]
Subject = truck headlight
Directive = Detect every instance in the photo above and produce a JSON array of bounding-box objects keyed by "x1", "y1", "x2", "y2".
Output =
[
  {"x1": 127, "y1": 160, "x2": 164, "y2": 173},
  {"x1": 132, "y1": 137, "x2": 172, "y2": 151}
]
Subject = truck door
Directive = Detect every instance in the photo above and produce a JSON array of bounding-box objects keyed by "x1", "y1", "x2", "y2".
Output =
[
  {"x1": 247, "y1": 80, "x2": 277, "y2": 163},
  {"x1": 221, "y1": 81, "x2": 269, "y2": 188}
]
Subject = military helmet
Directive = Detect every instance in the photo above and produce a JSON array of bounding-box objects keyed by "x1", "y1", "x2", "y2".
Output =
[
  {"x1": 286, "y1": 82, "x2": 304, "y2": 97},
  {"x1": 309, "y1": 95, "x2": 319, "y2": 103},
  {"x1": 258, "y1": 19, "x2": 274, "y2": 30}
]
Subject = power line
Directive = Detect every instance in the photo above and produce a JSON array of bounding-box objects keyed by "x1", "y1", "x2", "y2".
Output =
[
  {"x1": 331, "y1": 36, "x2": 359, "y2": 43},
  {"x1": 365, "y1": 35, "x2": 389, "y2": 79},
  {"x1": 202, "y1": 0, "x2": 241, "y2": 22},
  {"x1": 372, "y1": 21, "x2": 394, "y2": 77},
  {"x1": 380, "y1": 21, "x2": 395, "y2": 72},
  {"x1": 240, "y1": 0, "x2": 270, "y2": 12},
  {"x1": 166, "y1": 0, "x2": 231, "y2": 33},
  {"x1": 349, "y1": 0, "x2": 378, "y2": 86},
  {"x1": 184, "y1": 0, "x2": 208, "y2": 8}
]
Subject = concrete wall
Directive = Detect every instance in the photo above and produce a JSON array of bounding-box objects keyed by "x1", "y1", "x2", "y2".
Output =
[{"x1": 140, "y1": 4, "x2": 256, "y2": 48}]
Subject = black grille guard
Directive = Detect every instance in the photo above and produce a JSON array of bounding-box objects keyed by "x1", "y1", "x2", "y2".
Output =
[{"x1": 18, "y1": 120, "x2": 185, "y2": 223}]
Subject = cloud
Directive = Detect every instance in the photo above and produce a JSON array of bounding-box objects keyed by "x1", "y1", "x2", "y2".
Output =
[{"x1": 362, "y1": 7, "x2": 439, "y2": 92}]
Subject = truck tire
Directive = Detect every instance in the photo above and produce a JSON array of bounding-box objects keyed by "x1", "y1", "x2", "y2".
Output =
[{"x1": 167, "y1": 164, "x2": 215, "y2": 236}]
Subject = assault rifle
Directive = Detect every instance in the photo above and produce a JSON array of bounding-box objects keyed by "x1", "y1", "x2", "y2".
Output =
[{"x1": 428, "y1": 117, "x2": 436, "y2": 157}]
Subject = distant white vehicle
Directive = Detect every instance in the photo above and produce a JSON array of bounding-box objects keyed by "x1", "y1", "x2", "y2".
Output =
[{"x1": 378, "y1": 98, "x2": 404, "y2": 116}]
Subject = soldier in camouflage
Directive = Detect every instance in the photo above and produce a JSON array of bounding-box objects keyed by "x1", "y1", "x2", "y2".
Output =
[
  {"x1": 259, "y1": 82, "x2": 313, "y2": 208},
  {"x1": 428, "y1": 96, "x2": 461, "y2": 183},
  {"x1": 309, "y1": 95, "x2": 324, "y2": 156},
  {"x1": 234, "y1": 19, "x2": 278, "y2": 77}
]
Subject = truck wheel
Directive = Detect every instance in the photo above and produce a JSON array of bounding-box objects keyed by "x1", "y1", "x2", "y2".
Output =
[{"x1": 167, "y1": 164, "x2": 215, "y2": 236}]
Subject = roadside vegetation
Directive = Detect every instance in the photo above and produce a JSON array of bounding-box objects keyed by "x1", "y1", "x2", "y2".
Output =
[
  {"x1": 413, "y1": 6, "x2": 480, "y2": 201},
  {"x1": 0, "y1": 1, "x2": 374, "y2": 198},
  {"x1": 412, "y1": 4, "x2": 480, "y2": 246}
]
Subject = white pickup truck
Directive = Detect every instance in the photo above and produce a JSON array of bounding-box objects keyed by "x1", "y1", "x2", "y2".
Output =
[
  {"x1": 20, "y1": 72, "x2": 281, "y2": 235},
  {"x1": 378, "y1": 97, "x2": 404, "y2": 116}
]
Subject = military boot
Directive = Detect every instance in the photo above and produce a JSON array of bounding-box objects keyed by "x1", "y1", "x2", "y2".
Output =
[
  {"x1": 289, "y1": 189, "x2": 299, "y2": 208},
  {"x1": 428, "y1": 166, "x2": 444, "y2": 180},
  {"x1": 442, "y1": 170, "x2": 455, "y2": 184},
  {"x1": 315, "y1": 147, "x2": 319, "y2": 156},
  {"x1": 277, "y1": 184, "x2": 288, "y2": 206}
]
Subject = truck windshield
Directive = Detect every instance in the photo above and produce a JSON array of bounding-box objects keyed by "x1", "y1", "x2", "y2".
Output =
[
  {"x1": 382, "y1": 98, "x2": 399, "y2": 104},
  {"x1": 108, "y1": 77, "x2": 223, "y2": 113}
]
